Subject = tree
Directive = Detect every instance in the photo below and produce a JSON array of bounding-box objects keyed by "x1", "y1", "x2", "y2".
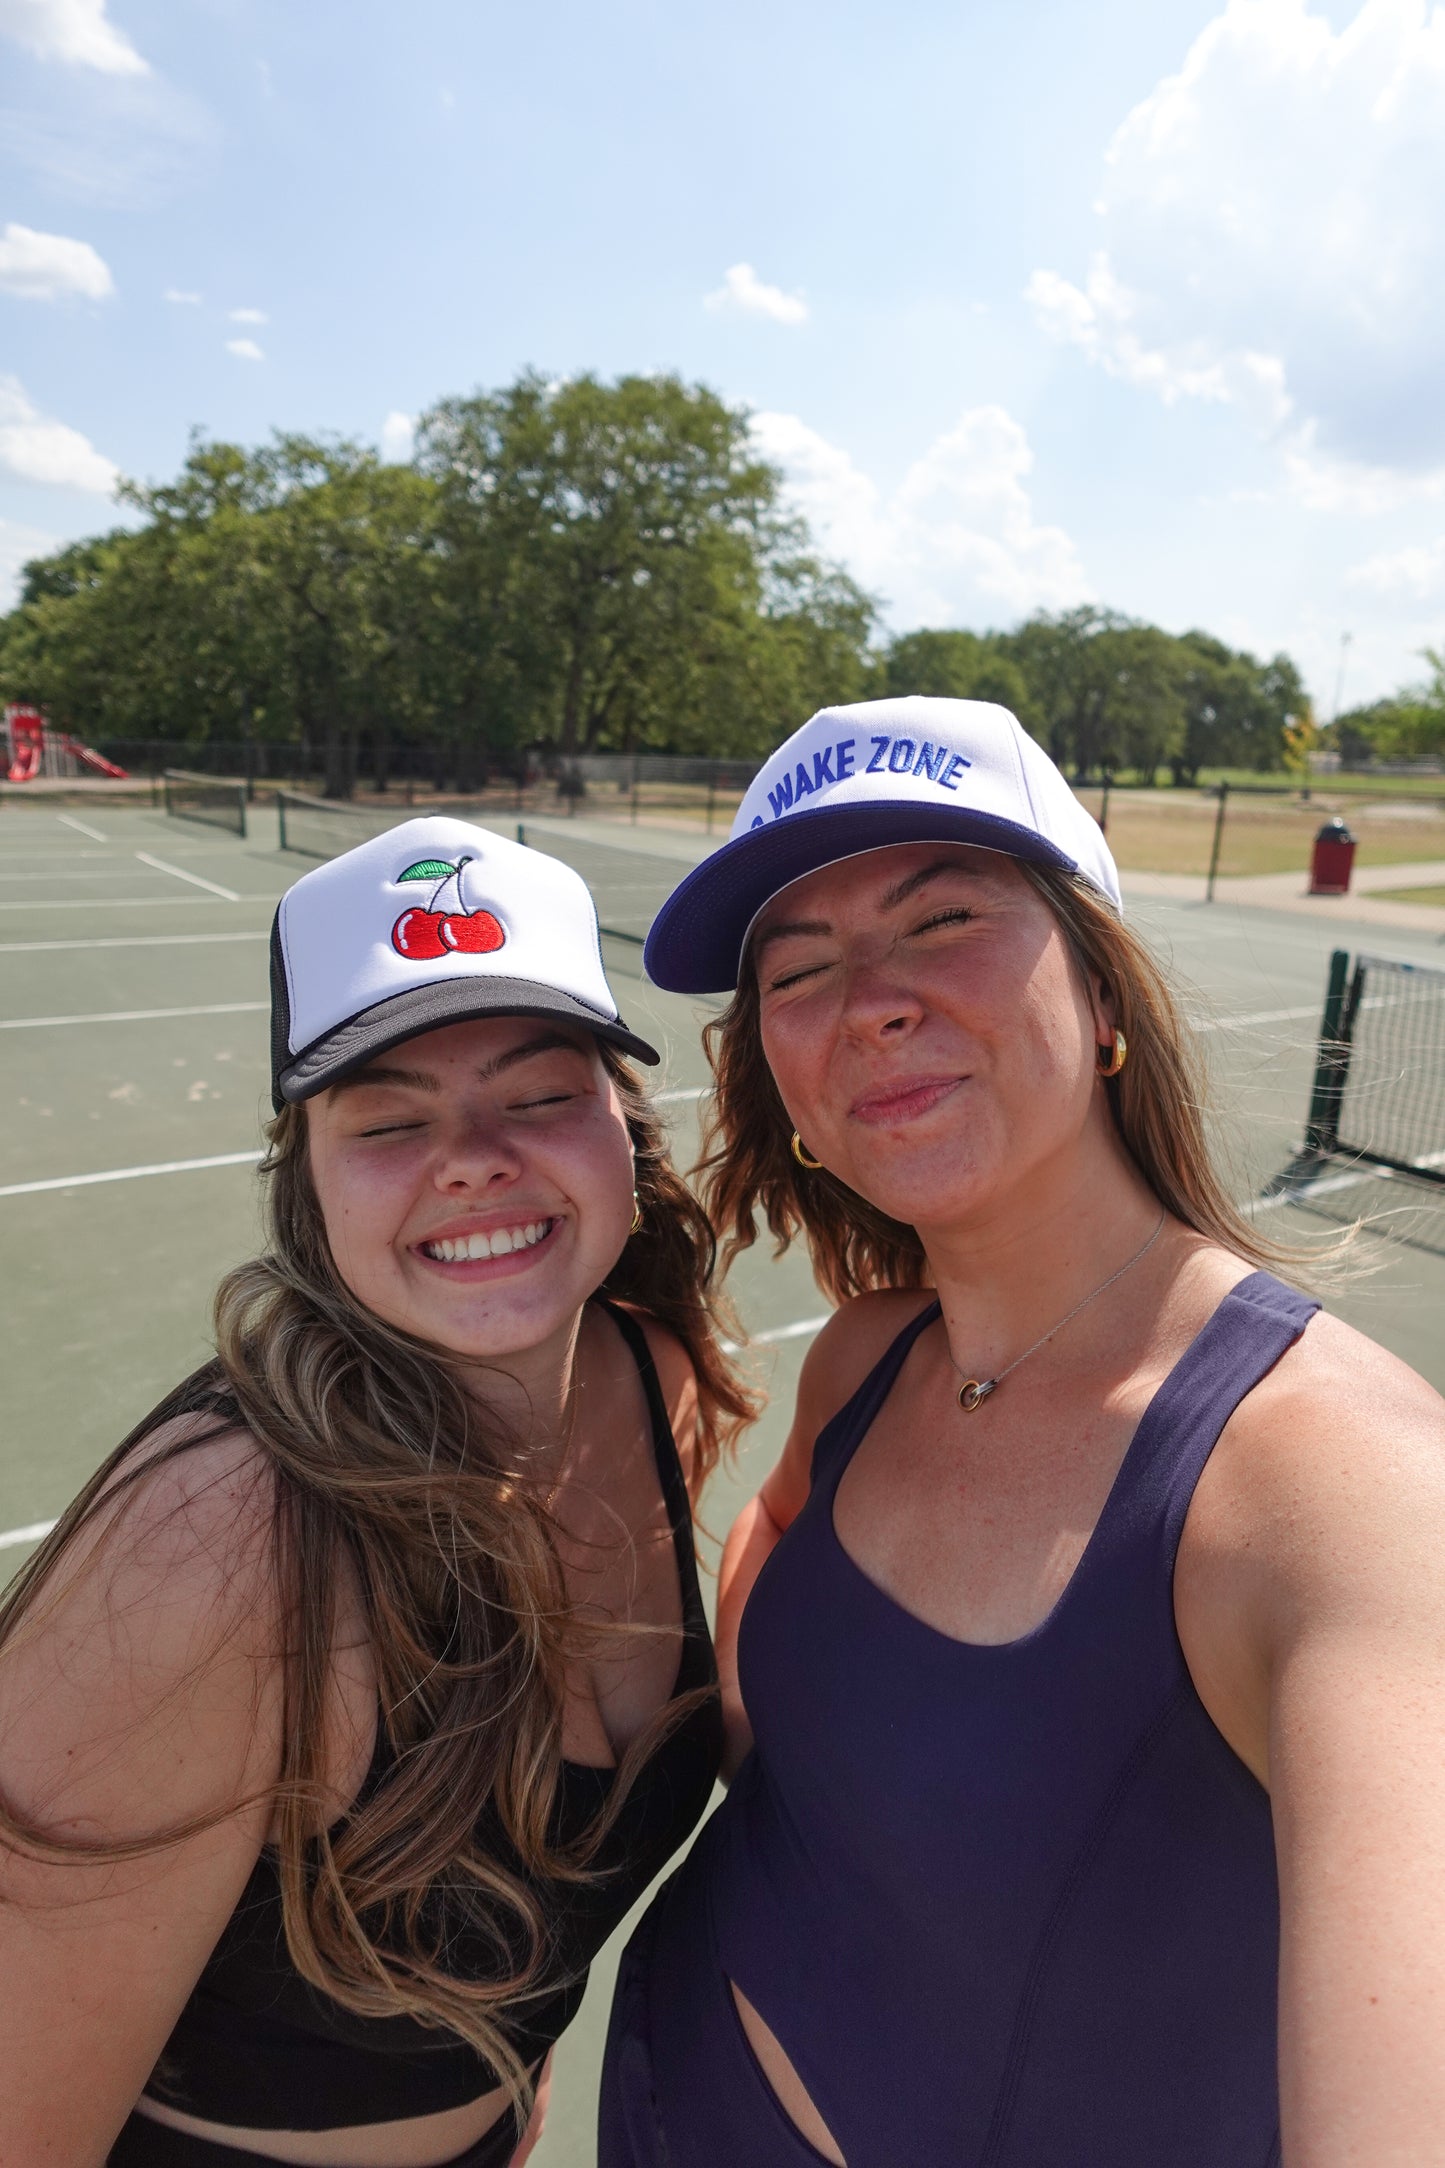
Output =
[
  {"x1": 416, "y1": 372, "x2": 869, "y2": 763},
  {"x1": 882, "y1": 629, "x2": 1032, "y2": 720},
  {"x1": 1172, "y1": 635, "x2": 1305, "y2": 783}
]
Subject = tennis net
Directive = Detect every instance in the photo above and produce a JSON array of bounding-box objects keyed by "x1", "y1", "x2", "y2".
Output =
[
  {"x1": 278, "y1": 795, "x2": 697, "y2": 953},
  {"x1": 276, "y1": 791, "x2": 424, "y2": 860},
  {"x1": 164, "y1": 769, "x2": 248, "y2": 838},
  {"x1": 516, "y1": 824, "x2": 692, "y2": 948},
  {"x1": 1299, "y1": 948, "x2": 1445, "y2": 1186}
]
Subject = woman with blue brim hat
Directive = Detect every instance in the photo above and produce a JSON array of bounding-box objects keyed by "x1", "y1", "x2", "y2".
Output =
[
  {"x1": 0, "y1": 818, "x2": 755, "y2": 2167},
  {"x1": 599, "y1": 696, "x2": 1445, "y2": 2166}
]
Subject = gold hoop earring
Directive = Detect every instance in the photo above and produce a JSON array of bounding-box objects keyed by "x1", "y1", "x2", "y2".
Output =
[
  {"x1": 1097, "y1": 1030, "x2": 1128, "y2": 1078},
  {"x1": 790, "y1": 1131, "x2": 824, "y2": 1170},
  {"x1": 630, "y1": 1191, "x2": 643, "y2": 1234}
]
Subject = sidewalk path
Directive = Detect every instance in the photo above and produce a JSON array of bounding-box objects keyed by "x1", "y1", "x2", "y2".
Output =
[{"x1": 1123, "y1": 860, "x2": 1445, "y2": 936}]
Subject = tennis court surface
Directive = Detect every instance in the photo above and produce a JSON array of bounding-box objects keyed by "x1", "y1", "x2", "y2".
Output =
[{"x1": 3, "y1": 792, "x2": 1445, "y2": 2165}]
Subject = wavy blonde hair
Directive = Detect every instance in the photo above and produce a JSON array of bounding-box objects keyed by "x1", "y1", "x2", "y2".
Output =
[
  {"x1": 699, "y1": 862, "x2": 1314, "y2": 1303},
  {"x1": 0, "y1": 1046, "x2": 755, "y2": 2113}
]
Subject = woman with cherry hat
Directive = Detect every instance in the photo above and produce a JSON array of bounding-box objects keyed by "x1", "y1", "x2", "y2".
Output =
[
  {"x1": 0, "y1": 818, "x2": 752, "y2": 2167},
  {"x1": 599, "y1": 696, "x2": 1445, "y2": 2166}
]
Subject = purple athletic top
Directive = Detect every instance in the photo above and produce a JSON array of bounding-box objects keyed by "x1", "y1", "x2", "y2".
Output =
[{"x1": 701, "y1": 1270, "x2": 1317, "y2": 2167}]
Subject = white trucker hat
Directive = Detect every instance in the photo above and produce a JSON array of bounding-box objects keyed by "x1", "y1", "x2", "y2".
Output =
[
  {"x1": 270, "y1": 816, "x2": 659, "y2": 1109},
  {"x1": 644, "y1": 697, "x2": 1122, "y2": 994}
]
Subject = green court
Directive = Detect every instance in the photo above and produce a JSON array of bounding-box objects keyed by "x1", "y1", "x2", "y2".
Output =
[{"x1": 2, "y1": 793, "x2": 1444, "y2": 2165}]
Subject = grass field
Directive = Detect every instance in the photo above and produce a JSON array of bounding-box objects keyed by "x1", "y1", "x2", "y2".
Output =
[
  {"x1": 3, "y1": 793, "x2": 1445, "y2": 2164},
  {"x1": 1375, "y1": 884, "x2": 1445, "y2": 907}
]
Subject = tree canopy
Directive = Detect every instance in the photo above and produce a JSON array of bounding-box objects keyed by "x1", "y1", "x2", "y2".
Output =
[{"x1": 0, "y1": 367, "x2": 1338, "y2": 792}]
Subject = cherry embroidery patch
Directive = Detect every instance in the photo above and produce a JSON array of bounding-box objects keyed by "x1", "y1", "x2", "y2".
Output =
[{"x1": 391, "y1": 856, "x2": 505, "y2": 960}]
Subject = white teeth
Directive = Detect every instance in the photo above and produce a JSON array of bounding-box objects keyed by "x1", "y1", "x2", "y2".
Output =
[{"x1": 426, "y1": 1220, "x2": 551, "y2": 1263}]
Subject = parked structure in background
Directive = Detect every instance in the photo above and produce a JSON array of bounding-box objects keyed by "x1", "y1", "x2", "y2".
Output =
[{"x1": 3, "y1": 704, "x2": 127, "y2": 784}]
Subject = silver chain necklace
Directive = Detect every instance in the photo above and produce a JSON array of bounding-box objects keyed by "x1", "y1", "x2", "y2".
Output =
[{"x1": 948, "y1": 1212, "x2": 1166, "y2": 1413}]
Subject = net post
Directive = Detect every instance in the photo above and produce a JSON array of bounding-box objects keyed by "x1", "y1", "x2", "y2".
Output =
[
  {"x1": 1304, "y1": 947, "x2": 1353, "y2": 1156},
  {"x1": 278, "y1": 794, "x2": 289, "y2": 853},
  {"x1": 516, "y1": 823, "x2": 526, "y2": 847},
  {"x1": 1099, "y1": 771, "x2": 1111, "y2": 838},
  {"x1": 1205, "y1": 781, "x2": 1229, "y2": 902},
  {"x1": 706, "y1": 778, "x2": 717, "y2": 833}
]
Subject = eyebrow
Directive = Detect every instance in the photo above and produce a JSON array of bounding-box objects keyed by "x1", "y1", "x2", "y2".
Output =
[
  {"x1": 878, "y1": 860, "x2": 979, "y2": 911},
  {"x1": 331, "y1": 1031, "x2": 588, "y2": 1098},
  {"x1": 753, "y1": 860, "x2": 981, "y2": 960}
]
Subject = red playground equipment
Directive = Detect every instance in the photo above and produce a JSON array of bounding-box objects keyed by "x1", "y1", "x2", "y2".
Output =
[{"x1": 4, "y1": 704, "x2": 127, "y2": 783}]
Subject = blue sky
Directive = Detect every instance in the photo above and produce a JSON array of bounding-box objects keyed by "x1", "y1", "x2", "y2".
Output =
[{"x1": 3, "y1": 0, "x2": 1443, "y2": 710}]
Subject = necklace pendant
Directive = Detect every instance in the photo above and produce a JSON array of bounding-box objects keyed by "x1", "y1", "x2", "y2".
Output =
[{"x1": 957, "y1": 1378, "x2": 996, "y2": 1414}]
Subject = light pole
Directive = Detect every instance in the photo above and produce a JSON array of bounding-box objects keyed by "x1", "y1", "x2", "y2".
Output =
[{"x1": 1330, "y1": 631, "x2": 1353, "y2": 730}]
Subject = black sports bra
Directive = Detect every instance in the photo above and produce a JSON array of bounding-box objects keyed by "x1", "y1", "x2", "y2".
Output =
[{"x1": 146, "y1": 1301, "x2": 721, "y2": 2132}]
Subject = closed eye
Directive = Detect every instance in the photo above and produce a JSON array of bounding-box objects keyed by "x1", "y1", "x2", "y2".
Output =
[
  {"x1": 766, "y1": 960, "x2": 832, "y2": 993},
  {"x1": 358, "y1": 1119, "x2": 426, "y2": 1137}
]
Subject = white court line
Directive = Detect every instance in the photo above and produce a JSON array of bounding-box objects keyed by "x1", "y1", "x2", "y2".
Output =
[
  {"x1": 0, "y1": 1518, "x2": 57, "y2": 1552},
  {"x1": 57, "y1": 813, "x2": 107, "y2": 842},
  {"x1": 0, "y1": 892, "x2": 267, "y2": 913},
  {"x1": 1253, "y1": 1148, "x2": 1445, "y2": 1214},
  {"x1": 134, "y1": 852, "x2": 241, "y2": 901},
  {"x1": 736, "y1": 1316, "x2": 831, "y2": 1349},
  {"x1": 0, "y1": 930, "x2": 268, "y2": 954},
  {"x1": 0, "y1": 1001, "x2": 268, "y2": 1032},
  {"x1": 656, "y1": 1085, "x2": 708, "y2": 1104},
  {"x1": 0, "y1": 1148, "x2": 262, "y2": 1198}
]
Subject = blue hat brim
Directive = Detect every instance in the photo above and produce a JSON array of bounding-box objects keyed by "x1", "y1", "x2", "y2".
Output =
[{"x1": 644, "y1": 803, "x2": 1079, "y2": 994}]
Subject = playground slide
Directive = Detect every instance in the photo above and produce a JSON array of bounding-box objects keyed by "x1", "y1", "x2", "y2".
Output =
[
  {"x1": 70, "y1": 741, "x2": 128, "y2": 779},
  {"x1": 7, "y1": 737, "x2": 41, "y2": 783}
]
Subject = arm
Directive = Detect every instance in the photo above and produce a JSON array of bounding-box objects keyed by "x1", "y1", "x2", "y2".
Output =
[
  {"x1": 0, "y1": 1431, "x2": 286, "y2": 2165},
  {"x1": 716, "y1": 1294, "x2": 933, "y2": 1779},
  {"x1": 1186, "y1": 1318, "x2": 1445, "y2": 2166}
]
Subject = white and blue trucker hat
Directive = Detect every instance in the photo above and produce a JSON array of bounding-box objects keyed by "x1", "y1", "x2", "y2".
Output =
[
  {"x1": 271, "y1": 816, "x2": 659, "y2": 1109},
  {"x1": 644, "y1": 697, "x2": 1122, "y2": 994}
]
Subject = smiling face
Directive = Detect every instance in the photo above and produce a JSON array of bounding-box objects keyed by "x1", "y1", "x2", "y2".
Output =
[
  {"x1": 304, "y1": 1015, "x2": 636, "y2": 1363},
  {"x1": 751, "y1": 842, "x2": 1115, "y2": 1239}
]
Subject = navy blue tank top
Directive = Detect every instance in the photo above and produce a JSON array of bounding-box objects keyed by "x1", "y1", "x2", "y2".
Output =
[{"x1": 702, "y1": 1269, "x2": 1317, "y2": 2168}]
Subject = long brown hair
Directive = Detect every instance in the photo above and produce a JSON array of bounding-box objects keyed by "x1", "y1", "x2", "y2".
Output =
[
  {"x1": 699, "y1": 862, "x2": 1313, "y2": 1304},
  {"x1": 0, "y1": 1046, "x2": 755, "y2": 2111}
]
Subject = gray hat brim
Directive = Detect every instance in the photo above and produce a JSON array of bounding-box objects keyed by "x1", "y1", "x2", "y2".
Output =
[{"x1": 274, "y1": 974, "x2": 660, "y2": 1110}]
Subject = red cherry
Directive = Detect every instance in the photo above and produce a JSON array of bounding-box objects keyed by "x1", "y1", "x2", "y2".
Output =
[
  {"x1": 440, "y1": 910, "x2": 505, "y2": 954},
  {"x1": 392, "y1": 908, "x2": 449, "y2": 959}
]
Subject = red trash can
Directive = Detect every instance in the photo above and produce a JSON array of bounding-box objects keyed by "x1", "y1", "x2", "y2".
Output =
[{"x1": 1308, "y1": 817, "x2": 1356, "y2": 895}]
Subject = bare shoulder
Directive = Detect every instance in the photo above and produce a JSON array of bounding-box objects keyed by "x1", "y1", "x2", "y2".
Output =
[
  {"x1": 1198, "y1": 1306, "x2": 1445, "y2": 1628},
  {"x1": 764, "y1": 1289, "x2": 935, "y2": 1522},
  {"x1": 794, "y1": 1288, "x2": 936, "y2": 1437},
  {"x1": 0, "y1": 1410, "x2": 283, "y2": 1835}
]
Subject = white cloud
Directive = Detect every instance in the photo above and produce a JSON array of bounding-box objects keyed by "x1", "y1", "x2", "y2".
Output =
[
  {"x1": 225, "y1": 336, "x2": 263, "y2": 361},
  {"x1": 228, "y1": 305, "x2": 266, "y2": 324},
  {"x1": 0, "y1": 221, "x2": 113, "y2": 301},
  {"x1": 0, "y1": 515, "x2": 60, "y2": 608},
  {"x1": 0, "y1": 375, "x2": 117, "y2": 492},
  {"x1": 0, "y1": 0, "x2": 147, "y2": 74},
  {"x1": 1029, "y1": 0, "x2": 1445, "y2": 483},
  {"x1": 704, "y1": 261, "x2": 808, "y2": 327},
  {"x1": 753, "y1": 404, "x2": 1091, "y2": 623},
  {"x1": 1346, "y1": 537, "x2": 1445, "y2": 599},
  {"x1": 380, "y1": 410, "x2": 415, "y2": 463},
  {"x1": 1027, "y1": 254, "x2": 1292, "y2": 432},
  {"x1": 164, "y1": 287, "x2": 201, "y2": 304},
  {"x1": 1280, "y1": 423, "x2": 1445, "y2": 515}
]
